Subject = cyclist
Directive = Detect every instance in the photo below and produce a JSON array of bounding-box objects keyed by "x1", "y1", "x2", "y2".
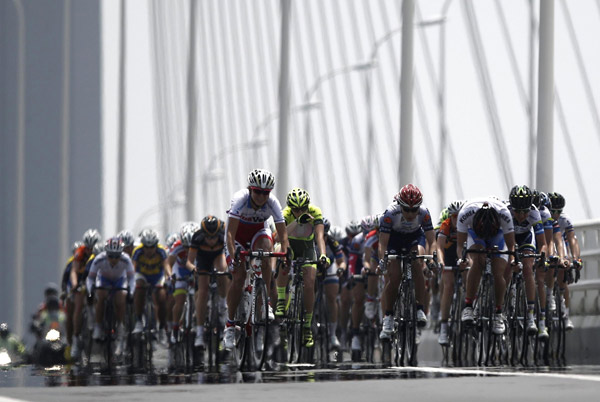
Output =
[
  {"x1": 378, "y1": 184, "x2": 436, "y2": 340},
  {"x1": 457, "y1": 198, "x2": 516, "y2": 335},
  {"x1": 185, "y1": 215, "x2": 228, "y2": 348},
  {"x1": 168, "y1": 222, "x2": 200, "y2": 344},
  {"x1": 223, "y1": 169, "x2": 289, "y2": 350},
  {"x1": 86, "y1": 237, "x2": 135, "y2": 357},
  {"x1": 322, "y1": 218, "x2": 347, "y2": 349},
  {"x1": 274, "y1": 188, "x2": 329, "y2": 348},
  {"x1": 118, "y1": 230, "x2": 136, "y2": 257},
  {"x1": 131, "y1": 228, "x2": 171, "y2": 345},
  {"x1": 362, "y1": 215, "x2": 381, "y2": 321},
  {"x1": 338, "y1": 220, "x2": 361, "y2": 350},
  {"x1": 506, "y1": 185, "x2": 548, "y2": 337},
  {"x1": 69, "y1": 228, "x2": 101, "y2": 360},
  {"x1": 548, "y1": 192, "x2": 581, "y2": 331},
  {"x1": 436, "y1": 200, "x2": 464, "y2": 345},
  {"x1": 346, "y1": 218, "x2": 369, "y2": 355}
]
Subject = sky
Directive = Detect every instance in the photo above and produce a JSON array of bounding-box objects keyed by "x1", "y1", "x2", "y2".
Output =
[{"x1": 101, "y1": 0, "x2": 600, "y2": 239}]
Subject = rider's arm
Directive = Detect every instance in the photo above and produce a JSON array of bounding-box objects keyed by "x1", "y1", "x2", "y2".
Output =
[
  {"x1": 186, "y1": 248, "x2": 198, "y2": 271},
  {"x1": 424, "y1": 229, "x2": 435, "y2": 255},
  {"x1": 504, "y1": 231, "x2": 516, "y2": 264},
  {"x1": 167, "y1": 254, "x2": 177, "y2": 272},
  {"x1": 226, "y1": 217, "x2": 240, "y2": 259},
  {"x1": 436, "y1": 233, "x2": 447, "y2": 265},
  {"x1": 363, "y1": 245, "x2": 373, "y2": 271},
  {"x1": 535, "y1": 232, "x2": 548, "y2": 257},
  {"x1": 314, "y1": 223, "x2": 327, "y2": 257},
  {"x1": 70, "y1": 259, "x2": 81, "y2": 289},
  {"x1": 275, "y1": 221, "x2": 289, "y2": 253},
  {"x1": 565, "y1": 230, "x2": 580, "y2": 261},
  {"x1": 162, "y1": 254, "x2": 172, "y2": 278},
  {"x1": 378, "y1": 232, "x2": 390, "y2": 261},
  {"x1": 456, "y1": 231, "x2": 467, "y2": 264},
  {"x1": 85, "y1": 259, "x2": 98, "y2": 292},
  {"x1": 126, "y1": 259, "x2": 136, "y2": 292}
]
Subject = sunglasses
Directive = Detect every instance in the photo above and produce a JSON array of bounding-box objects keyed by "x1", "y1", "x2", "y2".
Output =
[
  {"x1": 551, "y1": 209, "x2": 563, "y2": 214},
  {"x1": 252, "y1": 188, "x2": 271, "y2": 196},
  {"x1": 143, "y1": 245, "x2": 156, "y2": 249},
  {"x1": 291, "y1": 206, "x2": 308, "y2": 213},
  {"x1": 402, "y1": 206, "x2": 419, "y2": 213},
  {"x1": 107, "y1": 252, "x2": 121, "y2": 259},
  {"x1": 515, "y1": 208, "x2": 529, "y2": 214}
]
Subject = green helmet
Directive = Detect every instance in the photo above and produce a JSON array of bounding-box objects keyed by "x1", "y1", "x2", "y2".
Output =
[{"x1": 286, "y1": 187, "x2": 310, "y2": 209}]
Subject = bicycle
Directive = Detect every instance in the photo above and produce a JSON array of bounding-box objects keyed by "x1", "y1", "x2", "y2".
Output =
[
  {"x1": 352, "y1": 271, "x2": 384, "y2": 364},
  {"x1": 311, "y1": 264, "x2": 341, "y2": 365},
  {"x1": 196, "y1": 268, "x2": 232, "y2": 372},
  {"x1": 440, "y1": 263, "x2": 470, "y2": 367},
  {"x1": 544, "y1": 257, "x2": 579, "y2": 366},
  {"x1": 280, "y1": 256, "x2": 318, "y2": 365},
  {"x1": 131, "y1": 284, "x2": 156, "y2": 373},
  {"x1": 380, "y1": 249, "x2": 437, "y2": 367},
  {"x1": 170, "y1": 275, "x2": 197, "y2": 373},
  {"x1": 233, "y1": 249, "x2": 286, "y2": 371},
  {"x1": 464, "y1": 247, "x2": 515, "y2": 367}
]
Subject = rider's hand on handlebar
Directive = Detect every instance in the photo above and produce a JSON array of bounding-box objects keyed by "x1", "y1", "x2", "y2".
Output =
[
  {"x1": 318, "y1": 254, "x2": 331, "y2": 270},
  {"x1": 377, "y1": 258, "x2": 387, "y2": 274}
]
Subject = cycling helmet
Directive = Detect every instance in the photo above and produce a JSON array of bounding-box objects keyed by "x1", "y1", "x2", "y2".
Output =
[
  {"x1": 247, "y1": 168, "x2": 275, "y2": 190},
  {"x1": 548, "y1": 192, "x2": 566, "y2": 210},
  {"x1": 447, "y1": 200, "x2": 465, "y2": 216},
  {"x1": 472, "y1": 203, "x2": 501, "y2": 239},
  {"x1": 345, "y1": 220, "x2": 361, "y2": 236},
  {"x1": 509, "y1": 185, "x2": 533, "y2": 210},
  {"x1": 92, "y1": 242, "x2": 104, "y2": 256},
  {"x1": 180, "y1": 221, "x2": 200, "y2": 234},
  {"x1": 140, "y1": 228, "x2": 159, "y2": 247},
  {"x1": 72, "y1": 241, "x2": 83, "y2": 254},
  {"x1": 394, "y1": 184, "x2": 423, "y2": 208},
  {"x1": 165, "y1": 232, "x2": 179, "y2": 249},
  {"x1": 360, "y1": 215, "x2": 376, "y2": 233},
  {"x1": 438, "y1": 208, "x2": 449, "y2": 222},
  {"x1": 0, "y1": 323, "x2": 8, "y2": 338},
  {"x1": 46, "y1": 295, "x2": 60, "y2": 311},
  {"x1": 322, "y1": 217, "x2": 331, "y2": 234},
  {"x1": 330, "y1": 226, "x2": 344, "y2": 242},
  {"x1": 201, "y1": 215, "x2": 223, "y2": 236},
  {"x1": 44, "y1": 282, "x2": 59, "y2": 298},
  {"x1": 105, "y1": 236, "x2": 124, "y2": 257},
  {"x1": 118, "y1": 230, "x2": 135, "y2": 247},
  {"x1": 538, "y1": 192, "x2": 550, "y2": 209},
  {"x1": 180, "y1": 229, "x2": 194, "y2": 247},
  {"x1": 287, "y1": 188, "x2": 310, "y2": 209},
  {"x1": 82, "y1": 229, "x2": 101, "y2": 248}
]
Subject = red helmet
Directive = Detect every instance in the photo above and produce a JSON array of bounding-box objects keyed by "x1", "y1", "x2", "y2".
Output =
[{"x1": 394, "y1": 184, "x2": 423, "y2": 208}]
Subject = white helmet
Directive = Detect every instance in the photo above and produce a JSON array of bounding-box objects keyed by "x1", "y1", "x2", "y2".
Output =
[
  {"x1": 82, "y1": 229, "x2": 101, "y2": 248},
  {"x1": 165, "y1": 232, "x2": 179, "y2": 249},
  {"x1": 105, "y1": 236, "x2": 124, "y2": 257},
  {"x1": 247, "y1": 168, "x2": 275, "y2": 190},
  {"x1": 93, "y1": 242, "x2": 104, "y2": 256},
  {"x1": 118, "y1": 230, "x2": 135, "y2": 247},
  {"x1": 139, "y1": 228, "x2": 159, "y2": 247}
]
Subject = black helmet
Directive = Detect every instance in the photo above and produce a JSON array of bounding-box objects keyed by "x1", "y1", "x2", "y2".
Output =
[
  {"x1": 509, "y1": 185, "x2": 533, "y2": 210},
  {"x1": 548, "y1": 192, "x2": 566, "y2": 210},
  {"x1": 323, "y1": 217, "x2": 331, "y2": 234},
  {"x1": 44, "y1": 282, "x2": 59, "y2": 298},
  {"x1": 201, "y1": 215, "x2": 222, "y2": 236},
  {"x1": 472, "y1": 203, "x2": 501, "y2": 239},
  {"x1": 46, "y1": 295, "x2": 60, "y2": 311}
]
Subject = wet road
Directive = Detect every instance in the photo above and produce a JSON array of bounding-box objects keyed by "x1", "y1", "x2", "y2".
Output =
[{"x1": 2, "y1": 335, "x2": 600, "y2": 401}]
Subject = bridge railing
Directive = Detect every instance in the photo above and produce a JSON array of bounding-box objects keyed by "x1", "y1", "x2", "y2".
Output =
[{"x1": 570, "y1": 219, "x2": 600, "y2": 315}]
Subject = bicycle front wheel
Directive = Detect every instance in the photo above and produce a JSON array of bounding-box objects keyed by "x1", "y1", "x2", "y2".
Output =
[{"x1": 251, "y1": 279, "x2": 270, "y2": 370}]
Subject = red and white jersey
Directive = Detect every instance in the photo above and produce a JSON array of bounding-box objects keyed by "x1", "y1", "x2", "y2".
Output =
[
  {"x1": 169, "y1": 239, "x2": 189, "y2": 268},
  {"x1": 457, "y1": 197, "x2": 514, "y2": 235},
  {"x1": 227, "y1": 189, "x2": 284, "y2": 230},
  {"x1": 364, "y1": 229, "x2": 379, "y2": 256}
]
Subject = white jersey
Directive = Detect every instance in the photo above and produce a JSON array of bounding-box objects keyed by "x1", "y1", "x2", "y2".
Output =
[
  {"x1": 86, "y1": 251, "x2": 135, "y2": 291},
  {"x1": 457, "y1": 197, "x2": 514, "y2": 234},
  {"x1": 227, "y1": 189, "x2": 285, "y2": 229},
  {"x1": 539, "y1": 206, "x2": 553, "y2": 231},
  {"x1": 509, "y1": 205, "x2": 544, "y2": 236},
  {"x1": 379, "y1": 203, "x2": 434, "y2": 234}
]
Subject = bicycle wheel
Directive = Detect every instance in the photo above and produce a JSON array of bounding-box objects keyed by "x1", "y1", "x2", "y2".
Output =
[
  {"x1": 251, "y1": 279, "x2": 269, "y2": 370},
  {"x1": 449, "y1": 279, "x2": 464, "y2": 367},
  {"x1": 476, "y1": 277, "x2": 493, "y2": 366},
  {"x1": 555, "y1": 288, "x2": 566, "y2": 366},
  {"x1": 313, "y1": 289, "x2": 329, "y2": 366},
  {"x1": 287, "y1": 282, "x2": 304, "y2": 364},
  {"x1": 207, "y1": 290, "x2": 221, "y2": 371},
  {"x1": 402, "y1": 281, "x2": 418, "y2": 366},
  {"x1": 103, "y1": 301, "x2": 114, "y2": 374}
]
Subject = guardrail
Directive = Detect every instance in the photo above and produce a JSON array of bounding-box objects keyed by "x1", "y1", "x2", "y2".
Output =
[{"x1": 570, "y1": 219, "x2": 600, "y2": 315}]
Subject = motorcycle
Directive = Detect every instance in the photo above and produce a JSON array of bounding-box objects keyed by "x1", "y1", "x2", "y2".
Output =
[{"x1": 32, "y1": 309, "x2": 67, "y2": 367}]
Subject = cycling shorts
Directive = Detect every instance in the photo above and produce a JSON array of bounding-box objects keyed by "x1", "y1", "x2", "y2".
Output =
[
  {"x1": 467, "y1": 228, "x2": 508, "y2": 261},
  {"x1": 387, "y1": 229, "x2": 426, "y2": 253},
  {"x1": 135, "y1": 272, "x2": 165, "y2": 288},
  {"x1": 96, "y1": 275, "x2": 127, "y2": 290}
]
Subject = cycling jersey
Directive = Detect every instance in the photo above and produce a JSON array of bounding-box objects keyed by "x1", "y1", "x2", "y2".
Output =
[
  {"x1": 438, "y1": 217, "x2": 459, "y2": 266},
  {"x1": 190, "y1": 222, "x2": 226, "y2": 252},
  {"x1": 132, "y1": 244, "x2": 168, "y2": 276},
  {"x1": 62, "y1": 256, "x2": 75, "y2": 292},
  {"x1": 364, "y1": 230, "x2": 379, "y2": 261},
  {"x1": 509, "y1": 205, "x2": 544, "y2": 236},
  {"x1": 86, "y1": 251, "x2": 135, "y2": 291},
  {"x1": 73, "y1": 245, "x2": 93, "y2": 274},
  {"x1": 282, "y1": 205, "x2": 324, "y2": 241},
  {"x1": 227, "y1": 189, "x2": 284, "y2": 242},
  {"x1": 457, "y1": 198, "x2": 514, "y2": 235},
  {"x1": 347, "y1": 232, "x2": 365, "y2": 276},
  {"x1": 539, "y1": 206, "x2": 554, "y2": 231},
  {"x1": 379, "y1": 204, "x2": 434, "y2": 235}
]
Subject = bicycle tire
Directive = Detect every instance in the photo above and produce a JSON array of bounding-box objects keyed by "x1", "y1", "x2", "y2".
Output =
[
  {"x1": 403, "y1": 280, "x2": 418, "y2": 366},
  {"x1": 449, "y1": 276, "x2": 464, "y2": 367},
  {"x1": 287, "y1": 281, "x2": 305, "y2": 364},
  {"x1": 251, "y1": 279, "x2": 269, "y2": 370},
  {"x1": 207, "y1": 288, "x2": 221, "y2": 371},
  {"x1": 476, "y1": 276, "x2": 493, "y2": 366}
]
